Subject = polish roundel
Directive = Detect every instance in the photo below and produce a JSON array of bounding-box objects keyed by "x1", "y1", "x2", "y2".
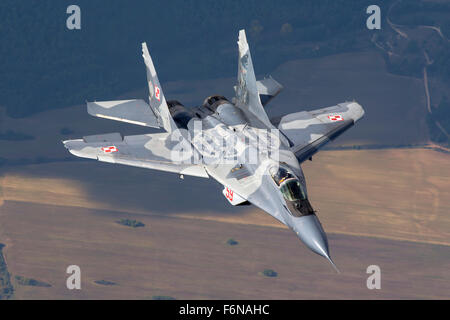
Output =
[
  {"x1": 155, "y1": 85, "x2": 161, "y2": 101},
  {"x1": 328, "y1": 114, "x2": 344, "y2": 122},
  {"x1": 101, "y1": 146, "x2": 118, "y2": 153}
]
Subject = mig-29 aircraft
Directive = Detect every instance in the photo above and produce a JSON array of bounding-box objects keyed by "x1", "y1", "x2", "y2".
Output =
[{"x1": 63, "y1": 30, "x2": 364, "y2": 271}]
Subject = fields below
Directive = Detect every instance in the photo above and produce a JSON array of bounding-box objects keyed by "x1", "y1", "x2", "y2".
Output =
[{"x1": 0, "y1": 148, "x2": 449, "y2": 299}]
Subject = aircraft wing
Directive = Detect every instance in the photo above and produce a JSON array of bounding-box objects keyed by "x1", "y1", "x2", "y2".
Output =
[
  {"x1": 63, "y1": 132, "x2": 209, "y2": 178},
  {"x1": 276, "y1": 102, "x2": 365, "y2": 163},
  {"x1": 87, "y1": 99, "x2": 160, "y2": 128}
]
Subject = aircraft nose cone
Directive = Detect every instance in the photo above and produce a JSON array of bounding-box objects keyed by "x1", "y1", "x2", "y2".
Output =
[
  {"x1": 294, "y1": 214, "x2": 329, "y2": 256},
  {"x1": 293, "y1": 215, "x2": 339, "y2": 272}
]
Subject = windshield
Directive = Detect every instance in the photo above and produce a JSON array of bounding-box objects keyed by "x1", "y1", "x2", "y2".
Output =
[
  {"x1": 280, "y1": 178, "x2": 307, "y2": 201},
  {"x1": 269, "y1": 165, "x2": 295, "y2": 186},
  {"x1": 269, "y1": 165, "x2": 312, "y2": 216},
  {"x1": 269, "y1": 165, "x2": 307, "y2": 201}
]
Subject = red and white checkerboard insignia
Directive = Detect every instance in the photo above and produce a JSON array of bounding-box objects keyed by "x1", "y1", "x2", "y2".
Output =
[
  {"x1": 154, "y1": 85, "x2": 161, "y2": 101},
  {"x1": 328, "y1": 114, "x2": 344, "y2": 122},
  {"x1": 101, "y1": 146, "x2": 118, "y2": 153}
]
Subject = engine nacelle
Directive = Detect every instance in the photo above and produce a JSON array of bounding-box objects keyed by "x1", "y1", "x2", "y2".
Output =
[
  {"x1": 167, "y1": 100, "x2": 197, "y2": 129},
  {"x1": 202, "y1": 95, "x2": 230, "y2": 112}
]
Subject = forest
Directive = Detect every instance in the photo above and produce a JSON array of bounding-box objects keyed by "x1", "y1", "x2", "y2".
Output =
[{"x1": 0, "y1": 0, "x2": 386, "y2": 118}]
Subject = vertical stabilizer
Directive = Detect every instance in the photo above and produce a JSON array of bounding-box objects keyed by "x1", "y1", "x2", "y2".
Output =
[
  {"x1": 235, "y1": 30, "x2": 272, "y2": 127},
  {"x1": 142, "y1": 42, "x2": 177, "y2": 132}
]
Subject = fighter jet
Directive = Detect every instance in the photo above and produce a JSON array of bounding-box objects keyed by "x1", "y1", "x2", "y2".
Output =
[{"x1": 63, "y1": 30, "x2": 364, "y2": 271}]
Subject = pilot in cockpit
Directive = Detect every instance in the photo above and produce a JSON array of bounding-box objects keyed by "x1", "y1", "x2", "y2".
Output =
[{"x1": 269, "y1": 164, "x2": 313, "y2": 216}]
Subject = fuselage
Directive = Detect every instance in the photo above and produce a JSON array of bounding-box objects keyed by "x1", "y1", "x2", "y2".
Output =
[
  {"x1": 166, "y1": 96, "x2": 333, "y2": 264},
  {"x1": 63, "y1": 31, "x2": 351, "y2": 272}
]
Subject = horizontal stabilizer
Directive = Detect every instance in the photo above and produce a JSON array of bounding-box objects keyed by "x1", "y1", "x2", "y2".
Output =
[
  {"x1": 256, "y1": 77, "x2": 283, "y2": 106},
  {"x1": 87, "y1": 99, "x2": 160, "y2": 128}
]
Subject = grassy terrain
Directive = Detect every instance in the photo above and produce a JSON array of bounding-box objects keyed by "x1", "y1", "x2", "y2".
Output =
[
  {"x1": 0, "y1": 148, "x2": 448, "y2": 299},
  {"x1": 0, "y1": 200, "x2": 448, "y2": 299},
  {"x1": 269, "y1": 51, "x2": 427, "y2": 145},
  {"x1": 1, "y1": 148, "x2": 448, "y2": 245}
]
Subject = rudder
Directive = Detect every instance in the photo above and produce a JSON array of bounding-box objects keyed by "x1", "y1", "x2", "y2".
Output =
[{"x1": 142, "y1": 42, "x2": 177, "y2": 132}]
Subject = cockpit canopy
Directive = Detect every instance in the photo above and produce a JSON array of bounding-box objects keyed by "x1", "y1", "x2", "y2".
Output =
[
  {"x1": 269, "y1": 165, "x2": 306, "y2": 201},
  {"x1": 280, "y1": 179, "x2": 306, "y2": 201},
  {"x1": 269, "y1": 165, "x2": 294, "y2": 186},
  {"x1": 269, "y1": 164, "x2": 313, "y2": 217}
]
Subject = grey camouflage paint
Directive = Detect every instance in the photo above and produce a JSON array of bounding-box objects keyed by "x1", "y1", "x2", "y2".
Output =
[{"x1": 63, "y1": 29, "x2": 364, "y2": 271}]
